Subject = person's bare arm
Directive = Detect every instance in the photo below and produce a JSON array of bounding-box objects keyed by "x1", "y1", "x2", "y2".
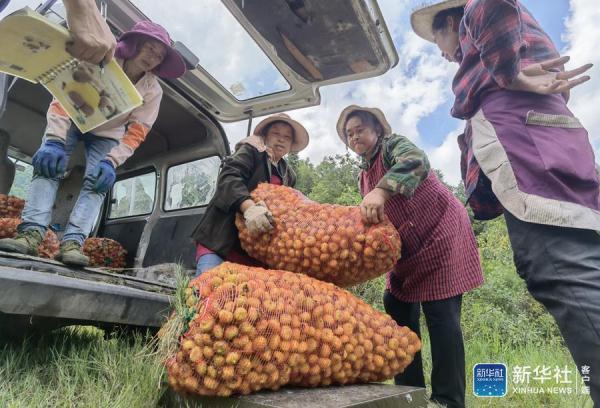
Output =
[{"x1": 63, "y1": 0, "x2": 116, "y2": 65}]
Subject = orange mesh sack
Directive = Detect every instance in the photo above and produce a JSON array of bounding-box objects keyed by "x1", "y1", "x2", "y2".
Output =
[
  {"x1": 38, "y1": 228, "x2": 60, "y2": 259},
  {"x1": 0, "y1": 194, "x2": 25, "y2": 218},
  {"x1": 83, "y1": 237, "x2": 127, "y2": 268},
  {"x1": 0, "y1": 217, "x2": 59, "y2": 259},
  {"x1": 165, "y1": 262, "x2": 421, "y2": 397},
  {"x1": 235, "y1": 183, "x2": 402, "y2": 287}
]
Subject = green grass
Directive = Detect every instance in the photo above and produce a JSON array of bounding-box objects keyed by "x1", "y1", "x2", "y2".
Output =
[{"x1": 0, "y1": 327, "x2": 164, "y2": 408}]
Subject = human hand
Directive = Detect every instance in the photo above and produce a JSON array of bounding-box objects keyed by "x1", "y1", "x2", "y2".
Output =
[
  {"x1": 91, "y1": 159, "x2": 116, "y2": 193},
  {"x1": 64, "y1": 0, "x2": 116, "y2": 65},
  {"x1": 507, "y1": 56, "x2": 592, "y2": 96},
  {"x1": 32, "y1": 140, "x2": 67, "y2": 178},
  {"x1": 360, "y1": 188, "x2": 391, "y2": 225},
  {"x1": 243, "y1": 201, "x2": 274, "y2": 235}
]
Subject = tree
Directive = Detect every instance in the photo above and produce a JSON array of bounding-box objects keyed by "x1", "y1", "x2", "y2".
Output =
[
  {"x1": 307, "y1": 154, "x2": 361, "y2": 205},
  {"x1": 287, "y1": 152, "x2": 316, "y2": 196}
]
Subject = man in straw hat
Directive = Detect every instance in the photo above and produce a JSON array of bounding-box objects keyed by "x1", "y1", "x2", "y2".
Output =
[
  {"x1": 191, "y1": 113, "x2": 309, "y2": 276},
  {"x1": 412, "y1": 0, "x2": 600, "y2": 404}
]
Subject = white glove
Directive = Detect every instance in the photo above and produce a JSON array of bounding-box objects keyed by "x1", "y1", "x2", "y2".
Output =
[{"x1": 243, "y1": 201, "x2": 274, "y2": 235}]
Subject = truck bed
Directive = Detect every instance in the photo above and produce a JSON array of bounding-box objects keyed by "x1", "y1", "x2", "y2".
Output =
[{"x1": 0, "y1": 250, "x2": 175, "y2": 336}]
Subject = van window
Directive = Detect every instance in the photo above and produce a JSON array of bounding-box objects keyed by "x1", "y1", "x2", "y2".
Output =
[
  {"x1": 8, "y1": 158, "x2": 32, "y2": 199},
  {"x1": 109, "y1": 172, "x2": 156, "y2": 219},
  {"x1": 165, "y1": 156, "x2": 220, "y2": 211}
]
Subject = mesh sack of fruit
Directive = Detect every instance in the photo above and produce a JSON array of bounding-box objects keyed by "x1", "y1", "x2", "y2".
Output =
[
  {"x1": 83, "y1": 237, "x2": 127, "y2": 268},
  {"x1": 162, "y1": 262, "x2": 420, "y2": 397},
  {"x1": 0, "y1": 217, "x2": 59, "y2": 258},
  {"x1": 0, "y1": 194, "x2": 25, "y2": 218},
  {"x1": 235, "y1": 183, "x2": 402, "y2": 287}
]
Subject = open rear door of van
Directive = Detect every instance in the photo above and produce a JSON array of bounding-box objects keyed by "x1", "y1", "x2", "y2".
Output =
[{"x1": 110, "y1": 0, "x2": 398, "y2": 121}]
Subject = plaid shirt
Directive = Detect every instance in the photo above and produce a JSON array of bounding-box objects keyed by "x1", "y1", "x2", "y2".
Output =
[
  {"x1": 458, "y1": 122, "x2": 503, "y2": 220},
  {"x1": 451, "y1": 0, "x2": 560, "y2": 119}
]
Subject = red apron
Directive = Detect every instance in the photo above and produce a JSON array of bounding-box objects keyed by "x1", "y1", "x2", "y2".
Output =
[{"x1": 360, "y1": 151, "x2": 484, "y2": 302}]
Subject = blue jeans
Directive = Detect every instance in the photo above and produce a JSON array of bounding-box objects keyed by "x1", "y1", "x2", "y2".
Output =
[
  {"x1": 195, "y1": 253, "x2": 224, "y2": 277},
  {"x1": 19, "y1": 126, "x2": 118, "y2": 245}
]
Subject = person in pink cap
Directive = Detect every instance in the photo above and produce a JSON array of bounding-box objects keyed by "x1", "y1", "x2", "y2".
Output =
[{"x1": 0, "y1": 21, "x2": 186, "y2": 266}]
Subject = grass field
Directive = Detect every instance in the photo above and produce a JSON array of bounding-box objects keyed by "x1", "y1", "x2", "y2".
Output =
[{"x1": 0, "y1": 219, "x2": 594, "y2": 407}]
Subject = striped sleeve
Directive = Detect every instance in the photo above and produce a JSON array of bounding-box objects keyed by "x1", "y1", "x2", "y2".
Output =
[
  {"x1": 105, "y1": 81, "x2": 163, "y2": 167},
  {"x1": 45, "y1": 99, "x2": 72, "y2": 143}
]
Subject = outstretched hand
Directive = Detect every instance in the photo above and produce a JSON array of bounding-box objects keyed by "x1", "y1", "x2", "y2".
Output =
[{"x1": 507, "y1": 56, "x2": 592, "y2": 97}]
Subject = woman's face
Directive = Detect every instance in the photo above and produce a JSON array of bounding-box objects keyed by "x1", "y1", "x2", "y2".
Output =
[
  {"x1": 433, "y1": 16, "x2": 460, "y2": 63},
  {"x1": 131, "y1": 39, "x2": 167, "y2": 72},
  {"x1": 264, "y1": 122, "x2": 294, "y2": 160},
  {"x1": 345, "y1": 116, "x2": 379, "y2": 156}
]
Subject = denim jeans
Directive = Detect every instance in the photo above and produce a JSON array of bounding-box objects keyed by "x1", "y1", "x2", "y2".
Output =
[
  {"x1": 195, "y1": 253, "x2": 224, "y2": 277},
  {"x1": 19, "y1": 126, "x2": 118, "y2": 245}
]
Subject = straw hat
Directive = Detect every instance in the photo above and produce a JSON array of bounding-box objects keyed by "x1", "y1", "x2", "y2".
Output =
[
  {"x1": 410, "y1": 0, "x2": 467, "y2": 43},
  {"x1": 253, "y1": 113, "x2": 309, "y2": 153},
  {"x1": 336, "y1": 105, "x2": 392, "y2": 145}
]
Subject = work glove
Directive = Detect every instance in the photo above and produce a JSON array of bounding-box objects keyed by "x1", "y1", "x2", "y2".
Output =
[
  {"x1": 91, "y1": 159, "x2": 116, "y2": 193},
  {"x1": 32, "y1": 140, "x2": 67, "y2": 178},
  {"x1": 243, "y1": 201, "x2": 274, "y2": 235}
]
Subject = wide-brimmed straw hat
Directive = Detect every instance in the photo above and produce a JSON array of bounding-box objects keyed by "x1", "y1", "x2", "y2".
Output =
[
  {"x1": 116, "y1": 21, "x2": 186, "y2": 79},
  {"x1": 253, "y1": 113, "x2": 309, "y2": 153},
  {"x1": 336, "y1": 105, "x2": 392, "y2": 145},
  {"x1": 411, "y1": 0, "x2": 467, "y2": 43}
]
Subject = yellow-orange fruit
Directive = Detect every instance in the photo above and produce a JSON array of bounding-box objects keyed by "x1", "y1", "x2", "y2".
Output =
[
  {"x1": 235, "y1": 184, "x2": 401, "y2": 287},
  {"x1": 83, "y1": 237, "x2": 127, "y2": 268},
  {"x1": 0, "y1": 195, "x2": 24, "y2": 218},
  {"x1": 164, "y1": 262, "x2": 420, "y2": 397}
]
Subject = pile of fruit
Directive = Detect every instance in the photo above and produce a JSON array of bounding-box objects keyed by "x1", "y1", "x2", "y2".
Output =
[
  {"x1": 236, "y1": 183, "x2": 402, "y2": 287},
  {"x1": 0, "y1": 217, "x2": 59, "y2": 258},
  {"x1": 165, "y1": 263, "x2": 420, "y2": 397},
  {"x1": 0, "y1": 194, "x2": 25, "y2": 218},
  {"x1": 83, "y1": 237, "x2": 127, "y2": 268}
]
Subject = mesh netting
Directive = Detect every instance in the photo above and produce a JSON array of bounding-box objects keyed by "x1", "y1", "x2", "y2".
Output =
[
  {"x1": 236, "y1": 184, "x2": 402, "y2": 287},
  {"x1": 165, "y1": 262, "x2": 420, "y2": 397},
  {"x1": 0, "y1": 194, "x2": 24, "y2": 218},
  {"x1": 0, "y1": 217, "x2": 59, "y2": 258},
  {"x1": 83, "y1": 237, "x2": 127, "y2": 268}
]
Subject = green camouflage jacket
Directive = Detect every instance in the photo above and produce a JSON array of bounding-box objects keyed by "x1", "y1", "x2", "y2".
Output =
[{"x1": 360, "y1": 133, "x2": 430, "y2": 197}]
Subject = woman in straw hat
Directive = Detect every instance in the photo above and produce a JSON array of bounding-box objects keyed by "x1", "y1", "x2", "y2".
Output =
[
  {"x1": 0, "y1": 20, "x2": 186, "y2": 266},
  {"x1": 337, "y1": 105, "x2": 483, "y2": 407},
  {"x1": 191, "y1": 113, "x2": 309, "y2": 276},
  {"x1": 412, "y1": 1, "x2": 600, "y2": 403}
]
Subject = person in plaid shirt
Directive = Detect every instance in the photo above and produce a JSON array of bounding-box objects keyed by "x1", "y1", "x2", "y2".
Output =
[
  {"x1": 412, "y1": 0, "x2": 600, "y2": 404},
  {"x1": 336, "y1": 105, "x2": 484, "y2": 408}
]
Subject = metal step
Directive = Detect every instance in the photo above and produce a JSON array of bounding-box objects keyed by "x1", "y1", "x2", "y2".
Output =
[{"x1": 162, "y1": 384, "x2": 428, "y2": 408}]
